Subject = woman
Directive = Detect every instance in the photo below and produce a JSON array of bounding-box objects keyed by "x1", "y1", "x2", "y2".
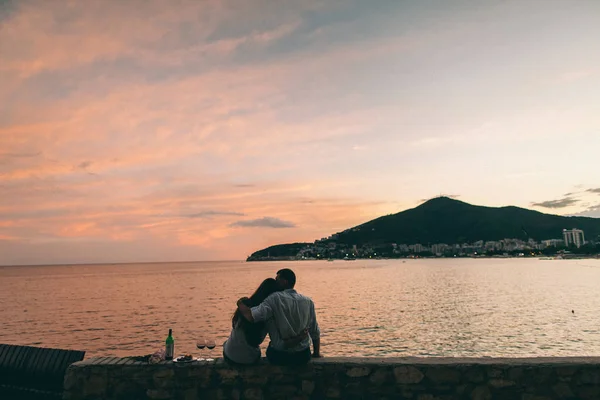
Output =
[{"x1": 223, "y1": 278, "x2": 281, "y2": 364}]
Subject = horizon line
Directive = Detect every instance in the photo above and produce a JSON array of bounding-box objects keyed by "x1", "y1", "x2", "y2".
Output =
[{"x1": 0, "y1": 259, "x2": 246, "y2": 268}]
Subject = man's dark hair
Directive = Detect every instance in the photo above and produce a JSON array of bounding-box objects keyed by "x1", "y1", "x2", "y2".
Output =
[{"x1": 277, "y1": 268, "x2": 296, "y2": 288}]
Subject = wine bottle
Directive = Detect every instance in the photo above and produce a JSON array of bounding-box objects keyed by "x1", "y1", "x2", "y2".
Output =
[{"x1": 165, "y1": 329, "x2": 174, "y2": 360}]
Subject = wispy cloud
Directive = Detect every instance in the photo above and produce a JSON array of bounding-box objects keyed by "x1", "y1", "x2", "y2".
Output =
[
  {"x1": 231, "y1": 217, "x2": 296, "y2": 228},
  {"x1": 0, "y1": 152, "x2": 42, "y2": 159},
  {"x1": 184, "y1": 211, "x2": 245, "y2": 219},
  {"x1": 586, "y1": 188, "x2": 600, "y2": 194},
  {"x1": 531, "y1": 197, "x2": 579, "y2": 209},
  {"x1": 77, "y1": 161, "x2": 92, "y2": 169},
  {"x1": 570, "y1": 203, "x2": 600, "y2": 218}
]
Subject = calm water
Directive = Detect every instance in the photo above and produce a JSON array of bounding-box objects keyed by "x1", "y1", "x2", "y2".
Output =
[{"x1": 1, "y1": 259, "x2": 600, "y2": 358}]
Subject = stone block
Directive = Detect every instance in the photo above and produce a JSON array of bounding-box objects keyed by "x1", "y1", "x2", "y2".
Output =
[
  {"x1": 154, "y1": 369, "x2": 175, "y2": 379},
  {"x1": 62, "y1": 391, "x2": 75, "y2": 400},
  {"x1": 465, "y1": 368, "x2": 485, "y2": 383},
  {"x1": 268, "y1": 384, "x2": 299, "y2": 397},
  {"x1": 202, "y1": 388, "x2": 229, "y2": 400},
  {"x1": 394, "y1": 366, "x2": 424, "y2": 384},
  {"x1": 83, "y1": 373, "x2": 107, "y2": 398},
  {"x1": 346, "y1": 367, "x2": 371, "y2": 378},
  {"x1": 218, "y1": 368, "x2": 240, "y2": 385},
  {"x1": 183, "y1": 387, "x2": 198, "y2": 400},
  {"x1": 269, "y1": 373, "x2": 297, "y2": 384},
  {"x1": 344, "y1": 381, "x2": 363, "y2": 392},
  {"x1": 426, "y1": 367, "x2": 461, "y2": 384},
  {"x1": 63, "y1": 371, "x2": 82, "y2": 391},
  {"x1": 298, "y1": 369, "x2": 316, "y2": 380},
  {"x1": 507, "y1": 367, "x2": 524, "y2": 381},
  {"x1": 370, "y1": 384, "x2": 398, "y2": 397},
  {"x1": 556, "y1": 366, "x2": 578, "y2": 377},
  {"x1": 521, "y1": 395, "x2": 552, "y2": 400},
  {"x1": 107, "y1": 379, "x2": 147, "y2": 399},
  {"x1": 244, "y1": 387, "x2": 264, "y2": 400},
  {"x1": 267, "y1": 366, "x2": 284, "y2": 375},
  {"x1": 455, "y1": 384, "x2": 473, "y2": 396},
  {"x1": 577, "y1": 368, "x2": 600, "y2": 384},
  {"x1": 486, "y1": 368, "x2": 504, "y2": 378},
  {"x1": 186, "y1": 368, "x2": 211, "y2": 380},
  {"x1": 326, "y1": 385, "x2": 341, "y2": 399},
  {"x1": 552, "y1": 382, "x2": 574, "y2": 398},
  {"x1": 576, "y1": 385, "x2": 600, "y2": 400},
  {"x1": 239, "y1": 365, "x2": 271, "y2": 379},
  {"x1": 302, "y1": 380, "x2": 315, "y2": 395},
  {"x1": 153, "y1": 368, "x2": 175, "y2": 389},
  {"x1": 489, "y1": 379, "x2": 515, "y2": 388},
  {"x1": 369, "y1": 369, "x2": 390, "y2": 386},
  {"x1": 132, "y1": 367, "x2": 154, "y2": 380},
  {"x1": 228, "y1": 388, "x2": 241, "y2": 400},
  {"x1": 470, "y1": 385, "x2": 491, "y2": 400},
  {"x1": 557, "y1": 375, "x2": 573, "y2": 383},
  {"x1": 490, "y1": 387, "x2": 522, "y2": 400},
  {"x1": 147, "y1": 388, "x2": 173, "y2": 399},
  {"x1": 399, "y1": 387, "x2": 416, "y2": 398},
  {"x1": 291, "y1": 364, "x2": 314, "y2": 377},
  {"x1": 318, "y1": 363, "x2": 343, "y2": 375},
  {"x1": 243, "y1": 374, "x2": 269, "y2": 385},
  {"x1": 526, "y1": 366, "x2": 554, "y2": 385}
]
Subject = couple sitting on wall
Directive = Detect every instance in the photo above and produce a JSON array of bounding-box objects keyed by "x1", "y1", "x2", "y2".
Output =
[{"x1": 223, "y1": 268, "x2": 321, "y2": 365}]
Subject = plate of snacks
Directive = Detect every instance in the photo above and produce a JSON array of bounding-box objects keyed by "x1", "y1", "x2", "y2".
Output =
[{"x1": 173, "y1": 354, "x2": 195, "y2": 363}]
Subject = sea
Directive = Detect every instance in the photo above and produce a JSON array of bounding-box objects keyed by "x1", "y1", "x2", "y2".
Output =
[{"x1": 1, "y1": 258, "x2": 599, "y2": 359}]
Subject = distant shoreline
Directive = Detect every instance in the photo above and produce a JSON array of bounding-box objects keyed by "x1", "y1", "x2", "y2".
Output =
[
  {"x1": 246, "y1": 255, "x2": 600, "y2": 262},
  {"x1": 2, "y1": 256, "x2": 598, "y2": 267}
]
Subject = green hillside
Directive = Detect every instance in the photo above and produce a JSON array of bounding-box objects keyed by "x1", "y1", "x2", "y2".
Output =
[
  {"x1": 247, "y1": 197, "x2": 600, "y2": 260},
  {"x1": 333, "y1": 197, "x2": 600, "y2": 245}
]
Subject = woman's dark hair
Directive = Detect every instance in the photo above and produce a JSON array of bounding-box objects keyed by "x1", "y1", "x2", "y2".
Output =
[{"x1": 232, "y1": 278, "x2": 281, "y2": 347}]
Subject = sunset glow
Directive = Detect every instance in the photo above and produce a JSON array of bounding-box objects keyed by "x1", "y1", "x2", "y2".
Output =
[{"x1": 1, "y1": 0, "x2": 599, "y2": 265}]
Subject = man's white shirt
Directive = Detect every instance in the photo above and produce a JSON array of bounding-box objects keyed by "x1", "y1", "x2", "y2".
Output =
[{"x1": 251, "y1": 289, "x2": 320, "y2": 352}]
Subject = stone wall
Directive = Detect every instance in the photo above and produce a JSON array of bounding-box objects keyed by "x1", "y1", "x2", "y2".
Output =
[{"x1": 63, "y1": 356, "x2": 600, "y2": 400}]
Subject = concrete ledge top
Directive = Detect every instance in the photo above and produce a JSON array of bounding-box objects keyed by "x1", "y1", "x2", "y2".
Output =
[{"x1": 72, "y1": 356, "x2": 600, "y2": 368}]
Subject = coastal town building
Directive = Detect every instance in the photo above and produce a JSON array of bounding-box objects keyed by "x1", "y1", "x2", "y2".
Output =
[
  {"x1": 408, "y1": 244, "x2": 424, "y2": 253},
  {"x1": 563, "y1": 229, "x2": 585, "y2": 248},
  {"x1": 485, "y1": 241, "x2": 501, "y2": 251},
  {"x1": 275, "y1": 229, "x2": 590, "y2": 261},
  {"x1": 431, "y1": 243, "x2": 449, "y2": 255},
  {"x1": 542, "y1": 239, "x2": 565, "y2": 248}
]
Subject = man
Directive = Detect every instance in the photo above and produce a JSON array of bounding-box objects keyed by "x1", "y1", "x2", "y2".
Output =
[{"x1": 237, "y1": 268, "x2": 321, "y2": 365}]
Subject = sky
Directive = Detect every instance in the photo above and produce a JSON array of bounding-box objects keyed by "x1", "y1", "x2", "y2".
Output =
[{"x1": 1, "y1": 0, "x2": 600, "y2": 265}]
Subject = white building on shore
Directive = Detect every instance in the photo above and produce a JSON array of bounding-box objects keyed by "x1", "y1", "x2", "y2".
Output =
[
  {"x1": 409, "y1": 244, "x2": 424, "y2": 253},
  {"x1": 563, "y1": 229, "x2": 585, "y2": 248},
  {"x1": 542, "y1": 239, "x2": 564, "y2": 248}
]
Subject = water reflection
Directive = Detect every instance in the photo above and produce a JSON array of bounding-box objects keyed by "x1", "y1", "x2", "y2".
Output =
[{"x1": 1, "y1": 259, "x2": 599, "y2": 357}]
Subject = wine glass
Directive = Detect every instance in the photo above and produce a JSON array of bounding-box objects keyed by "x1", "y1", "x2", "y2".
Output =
[
  {"x1": 196, "y1": 338, "x2": 206, "y2": 361},
  {"x1": 205, "y1": 339, "x2": 216, "y2": 362}
]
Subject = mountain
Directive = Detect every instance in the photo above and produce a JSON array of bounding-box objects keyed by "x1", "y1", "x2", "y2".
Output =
[
  {"x1": 247, "y1": 197, "x2": 600, "y2": 260},
  {"x1": 331, "y1": 196, "x2": 600, "y2": 246}
]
